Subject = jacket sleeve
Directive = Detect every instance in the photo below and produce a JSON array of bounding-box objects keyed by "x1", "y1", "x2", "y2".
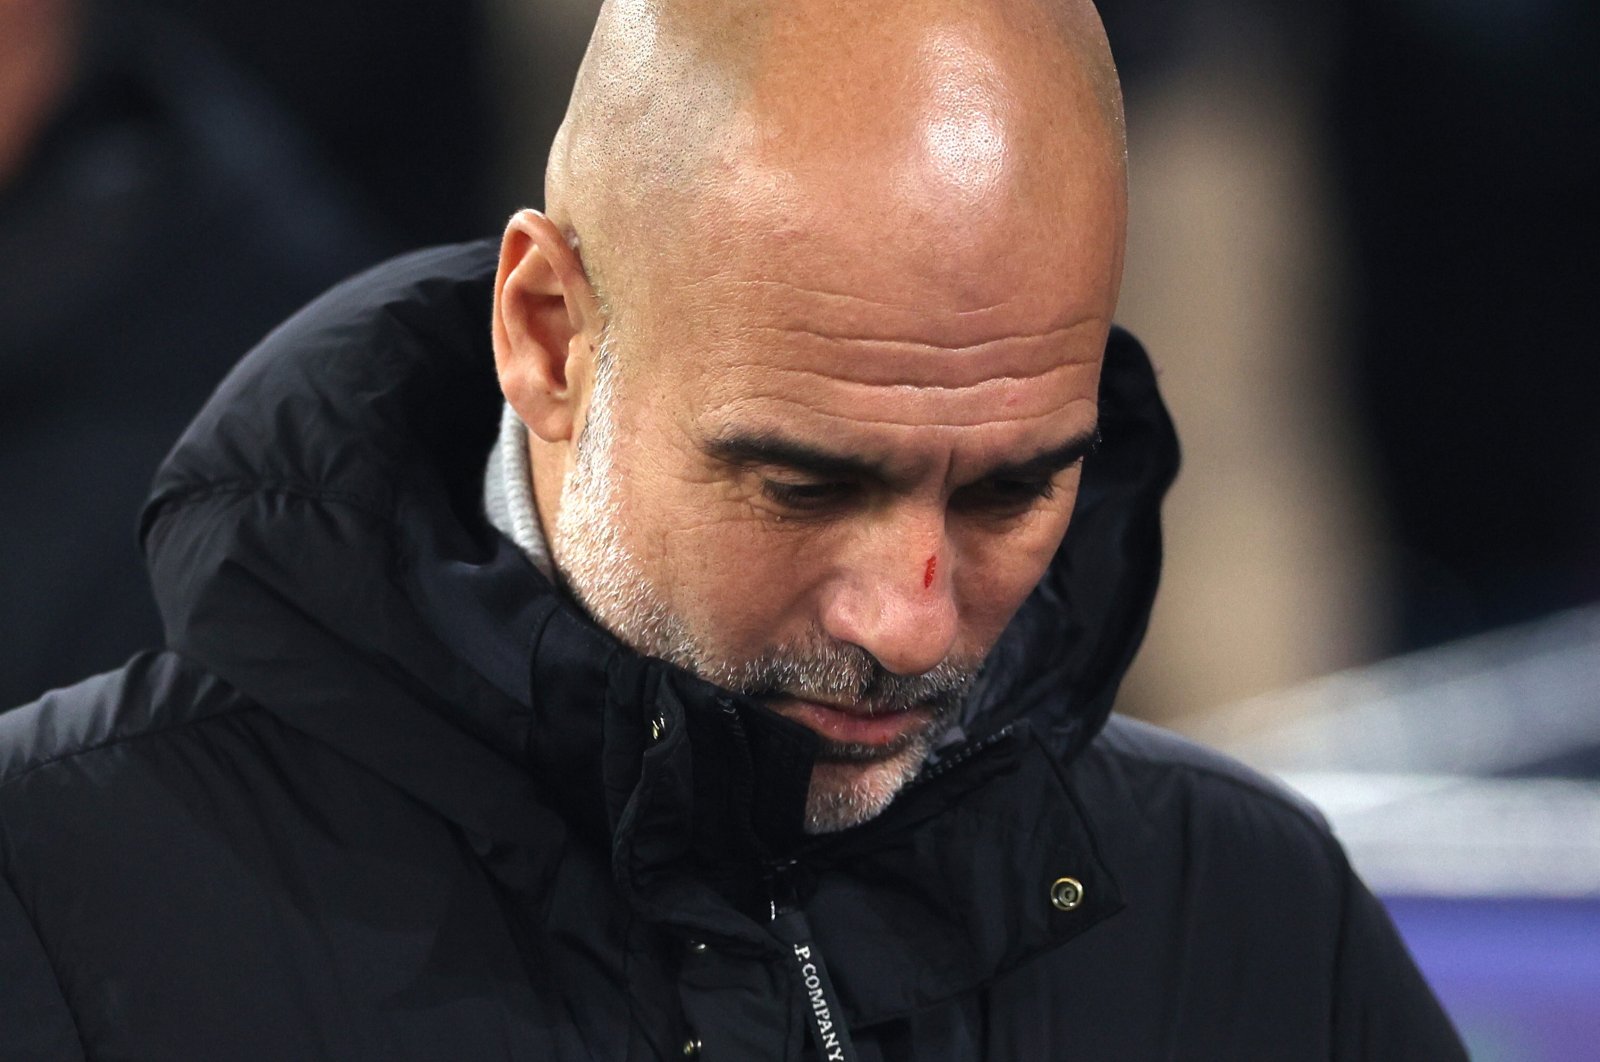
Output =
[
  {"x1": 1, "y1": 870, "x2": 88, "y2": 1061},
  {"x1": 1329, "y1": 863, "x2": 1467, "y2": 1061}
]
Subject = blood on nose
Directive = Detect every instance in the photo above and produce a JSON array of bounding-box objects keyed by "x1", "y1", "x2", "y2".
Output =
[{"x1": 923, "y1": 554, "x2": 937, "y2": 589}]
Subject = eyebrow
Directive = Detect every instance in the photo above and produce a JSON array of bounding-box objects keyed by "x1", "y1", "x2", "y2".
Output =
[
  {"x1": 992, "y1": 427, "x2": 1102, "y2": 480},
  {"x1": 702, "y1": 423, "x2": 1101, "y2": 484}
]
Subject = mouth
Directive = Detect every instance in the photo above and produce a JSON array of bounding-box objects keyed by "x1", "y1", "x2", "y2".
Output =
[{"x1": 767, "y1": 696, "x2": 934, "y2": 755}]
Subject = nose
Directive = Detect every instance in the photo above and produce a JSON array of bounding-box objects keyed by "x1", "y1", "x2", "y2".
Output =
[{"x1": 818, "y1": 514, "x2": 959, "y2": 677}]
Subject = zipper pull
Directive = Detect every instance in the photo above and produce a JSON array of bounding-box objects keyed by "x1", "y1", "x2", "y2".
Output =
[{"x1": 768, "y1": 867, "x2": 858, "y2": 1062}]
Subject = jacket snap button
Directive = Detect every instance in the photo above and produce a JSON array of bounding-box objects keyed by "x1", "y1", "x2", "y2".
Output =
[
  {"x1": 687, "y1": 939, "x2": 708, "y2": 954},
  {"x1": 682, "y1": 1037, "x2": 703, "y2": 1057},
  {"x1": 649, "y1": 713, "x2": 668, "y2": 742},
  {"x1": 1050, "y1": 876, "x2": 1085, "y2": 911}
]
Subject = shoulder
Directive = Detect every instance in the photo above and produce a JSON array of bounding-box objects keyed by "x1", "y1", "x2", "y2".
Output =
[
  {"x1": 0, "y1": 651, "x2": 340, "y2": 854},
  {"x1": 1007, "y1": 719, "x2": 1468, "y2": 1058},
  {"x1": 0, "y1": 651, "x2": 254, "y2": 792},
  {"x1": 0, "y1": 655, "x2": 495, "y2": 1059},
  {"x1": 1088, "y1": 714, "x2": 1330, "y2": 831},
  {"x1": 1063, "y1": 715, "x2": 1351, "y2": 907}
]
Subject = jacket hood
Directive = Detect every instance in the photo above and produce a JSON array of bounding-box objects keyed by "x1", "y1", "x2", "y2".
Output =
[{"x1": 141, "y1": 238, "x2": 1177, "y2": 870}]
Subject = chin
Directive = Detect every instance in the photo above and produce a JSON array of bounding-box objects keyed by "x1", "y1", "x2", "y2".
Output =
[{"x1": 802, "y1": 747, "x2": 926, "y2": 834}]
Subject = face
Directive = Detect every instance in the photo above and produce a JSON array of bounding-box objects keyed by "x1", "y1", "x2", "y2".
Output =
[
  {"x1": 530, "y1": 13, "x2": 1126, "y2": 831},
  {"x1": 547, "y1": 180, "x2": 1113, "y2": 833}
]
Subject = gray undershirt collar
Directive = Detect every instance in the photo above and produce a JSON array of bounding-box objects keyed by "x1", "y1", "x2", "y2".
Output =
[{"x1": 483, "y1": 402, "x2": 556, "y2": 582}]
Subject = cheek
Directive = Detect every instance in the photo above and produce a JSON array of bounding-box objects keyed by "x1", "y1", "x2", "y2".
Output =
[
  {"x1": 952, "y1": 552, "x2": 1048, "y2": 643},
  {"x1": 626, "y1": 471, "x2": 828, "y2": 645},
  {"x1": 953, "y1": 499, "x2": 1078, "y2": 640},
  {"x1": 667, "y1": 522, "x2": 827, "y2": 651}
]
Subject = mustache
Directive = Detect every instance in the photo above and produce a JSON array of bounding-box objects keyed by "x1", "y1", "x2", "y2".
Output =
[{"x1": 701, "y1": 636, "x2": 982, "y2": 715}]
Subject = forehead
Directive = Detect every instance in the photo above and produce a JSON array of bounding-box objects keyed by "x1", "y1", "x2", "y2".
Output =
[
  {"x1": 663, "y1": 269, "x2": 1106, "y2": 410},
  {"x1": 613, "y1": 158, "x2": 1116, "y2": 461},
  {"x1": 605, "y1": 17, "x2": 1129, "y2": 463},
  {"x1": 616, "y1": 272, "x2": 1106, "y2": 488}
]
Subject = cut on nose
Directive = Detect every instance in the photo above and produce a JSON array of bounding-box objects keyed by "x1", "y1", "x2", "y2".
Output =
[{"x1": 821, "y1": 560, "x2": 960, "y2": 677}]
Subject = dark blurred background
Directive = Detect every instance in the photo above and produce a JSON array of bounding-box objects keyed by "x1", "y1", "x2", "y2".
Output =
[
  {"x1": 0, "y1": 0, "x2": 596, "y2": 707},
  {"x1": 1, "y1": 2, "x2": 1596, "y2": 1054}
]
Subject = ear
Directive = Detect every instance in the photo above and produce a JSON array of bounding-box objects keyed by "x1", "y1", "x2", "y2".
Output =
[{"x1": 492, "y1": 209, "x2": 603, "y2": 442}]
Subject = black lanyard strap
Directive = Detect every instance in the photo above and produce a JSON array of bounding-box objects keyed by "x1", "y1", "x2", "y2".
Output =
[{"x1": 770, "y1": 907, "x2": 860, "y2": 1062}]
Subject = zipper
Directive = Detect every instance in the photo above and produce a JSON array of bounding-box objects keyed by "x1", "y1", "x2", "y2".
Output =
[
  {"x1": 906, "y1": 721, "x2": 1019, "y2": 790},
  {"x1": 767, "y1": 862, "x2": 859, "y2": 1062}
]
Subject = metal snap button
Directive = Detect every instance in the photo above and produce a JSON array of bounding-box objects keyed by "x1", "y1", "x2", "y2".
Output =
[
  {"x1": 687, "y1": 939, "x2": 708, "y2": 954},
  {"x1": 1050, "y1": 876, "x2": 1085, "y2": 911},
  {"x1": 682, "y1": 1037, "x2": 703, "y2": 1057}
]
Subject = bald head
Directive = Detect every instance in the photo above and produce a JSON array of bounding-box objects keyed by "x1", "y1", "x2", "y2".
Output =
[
  {"x1": 546, "y1": 0, "x2": 1127, "y2": 323},
  {"x1": 494, "y1": 0, "x2": 1130, "y2": 833}
]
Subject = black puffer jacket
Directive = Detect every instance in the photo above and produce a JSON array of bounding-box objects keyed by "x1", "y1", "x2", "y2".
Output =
[{"x1": 0, "y1": 243, "x2": 1465, "y2": 1060}]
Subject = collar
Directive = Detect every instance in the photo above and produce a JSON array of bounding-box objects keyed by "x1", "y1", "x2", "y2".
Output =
[{"x1": 483, "y1": 402, "x2": 556, "y2": 583}]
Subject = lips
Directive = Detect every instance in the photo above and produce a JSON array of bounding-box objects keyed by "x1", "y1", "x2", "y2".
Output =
[{"x1": 771, "y1": 697, "x2": 932, "y2": 750}]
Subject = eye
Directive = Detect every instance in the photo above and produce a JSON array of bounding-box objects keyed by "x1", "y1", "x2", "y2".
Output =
[
  {"x1": 761, "y1": 478, "x2": 856, "y2": 512},
  {"x1": 951, "y1": 475, "x2": 1059, "y2": 517}
]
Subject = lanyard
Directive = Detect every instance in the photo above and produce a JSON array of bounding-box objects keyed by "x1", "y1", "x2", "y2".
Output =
[{"x1": 770, "y1": 906, "x2": 860, "y2": 1062}]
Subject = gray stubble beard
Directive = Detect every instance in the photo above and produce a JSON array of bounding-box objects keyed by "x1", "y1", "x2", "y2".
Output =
[{"x1": 549, "y1": 339, "x2": 977, "y2": 833}]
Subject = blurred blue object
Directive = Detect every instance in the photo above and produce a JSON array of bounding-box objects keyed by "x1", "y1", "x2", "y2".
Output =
[
  {"x1": 1385, "y1": 898, "x2": 1600, "y2": 1062},
  {"x1": 1198, "y1": 605, "x2": 1600, "y2": 1057}
]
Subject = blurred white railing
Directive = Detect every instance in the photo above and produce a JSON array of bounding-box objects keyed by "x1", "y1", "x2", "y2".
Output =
[{"x1": 1190, "y1": 605, "x2": 1600, "y2": 897}]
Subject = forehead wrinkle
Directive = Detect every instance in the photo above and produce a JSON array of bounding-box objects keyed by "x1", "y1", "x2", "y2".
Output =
[
  {"x1": 720, "y1": 278, "x2": 1024, "y2": 317},
  {"x1": 744, "y1": 322, "x2": 1101, "y2": 355},
  {"x1": 695, "y1": 269, "x2": 1110, "y2": 351},
  {"x1": 757, "y1": 358, "x2": 1098, "y2": 394},
  {"x1": 716, "y1": 391, "x2": 1097, "y2": 431}
]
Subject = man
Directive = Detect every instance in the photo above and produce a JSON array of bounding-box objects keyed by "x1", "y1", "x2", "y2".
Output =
[{"x1": 0, "y1": 0, "x2": 1465, "y2": 1058}]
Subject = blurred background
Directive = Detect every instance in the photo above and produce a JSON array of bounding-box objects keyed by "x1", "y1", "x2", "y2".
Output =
[{"x1": 1, "y1": 0, "x2": 1595, "y2": 1055}]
